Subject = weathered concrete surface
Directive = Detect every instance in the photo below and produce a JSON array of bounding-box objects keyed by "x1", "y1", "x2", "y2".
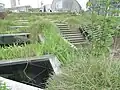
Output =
[
  {"x1": 0, "y1": 55, "x2": 61, "y2": 89},
  {"x1": 9, "y1": 26, "x2": 29, "y2": 29},
  {"x1": 16, "y1": 20, "x2": 29, "y2": 24},
  {"x1": 0, "y1": 77, "x2": 42, "y2": 90},
  {"x1": 17, "y1": 20, "x2": 29, "y2": 22},
  {"x1": 0, "y1": 33, "x2": 30, "y2": 45}
]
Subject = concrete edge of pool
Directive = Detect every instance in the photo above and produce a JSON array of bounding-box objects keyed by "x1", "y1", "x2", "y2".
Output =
[{"x1": 0, "y1": 55, "x2": 61, "y2": 90}]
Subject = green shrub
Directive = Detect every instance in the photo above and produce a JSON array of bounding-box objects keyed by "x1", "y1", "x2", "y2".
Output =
[{"x1": 47, "y1": 54, "x2": 120, "y2": 90}]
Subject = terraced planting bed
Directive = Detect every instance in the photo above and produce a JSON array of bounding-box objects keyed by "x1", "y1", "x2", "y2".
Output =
[
  {"x1": 0, "y1": 13, "x2": 120, "y2": 90},
  {"x1": 0, "y1": 13, "x2": 74, "y2": 90}
]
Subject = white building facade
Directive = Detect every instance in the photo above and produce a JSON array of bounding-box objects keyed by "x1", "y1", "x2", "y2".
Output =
[{"x1": 0, "y1": 3, "x2": 5, "y2": 12}]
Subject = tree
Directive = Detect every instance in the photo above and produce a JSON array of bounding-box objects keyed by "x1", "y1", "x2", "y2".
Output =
[{"x1": 87, "y1": 0, "x2": 120, "y2": 16}]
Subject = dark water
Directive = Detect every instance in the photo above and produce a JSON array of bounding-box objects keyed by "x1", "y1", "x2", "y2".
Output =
[{"x1": 0, "y1": 59, "x2": 54, "y2": 89}]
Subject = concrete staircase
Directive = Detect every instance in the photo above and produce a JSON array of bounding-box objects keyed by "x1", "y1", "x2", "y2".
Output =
[{"x1": 56, "y1": 23, "x2": 87, "y2": 48}]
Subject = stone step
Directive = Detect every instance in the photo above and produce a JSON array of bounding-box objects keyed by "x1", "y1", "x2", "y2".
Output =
[
  {"x1": 63, "y1": 35, "x2": 83, "y2": 38},
  {"x1": 17, "y1": 20, "x2": 29, "y2": 22},
  {"x1": 61, "y1": 33, "x2": 82, "y2": 36},
  {"x1": 20, "y1": 22, "x2": 29, "y2": 24},
  {"x1": 73, "y1": 42, "x2": 88, "y2": 45},
  {"x1": 56, "y1": 24, "x2": 68, "y2": 26},
  {"x1": 9, "y1": 26, "x2": 29, "y2": 29},
  {"x1": 56, "y1": 23, "x2": 88, "y2": 48},
  {"x1": 61, "y1": 31, "x2": 80, "y2": 34},
  {"x1": 58, "y1": 26, "x2": 69, "y2": 28},
  {"x1": 57, "y1": 24, "x2": 68, "y2": 26},
  {"x1": 59, "y1": 28, "x2": 70, "y2": 30},
  {"x1": 66, "y1": 38, "x2": 85, "y2": 41},
  {"x1": 69, "y1": 38, "x2": 86, "y2": 42},
  {"x1": 69, "y1": 39, "x2": 86, "y2": 43},
  {"x1": 60, "y1": 29, "x2": 79, "y2": 32},
  {"x1": 57, "y1": 26, "x2": 68, "y2": 28},
  {"x1": 71, "y1": 42, "x2": 87, "y2": 46}
]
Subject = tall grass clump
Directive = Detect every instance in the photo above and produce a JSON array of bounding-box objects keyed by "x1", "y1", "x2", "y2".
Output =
[
  {"x1": 46, "y1": 0, "x2": 120, "y2": 89},
  {"x1": 64, "y1": 15, "x2": 91, "y2": 26},
  {"x1": 47, "y1": 54, "x2": 120, "y2": 90},
  {"x1": 0, "y1": 44, "x2": 43, "y2": 60},
  {"x1": 0, "y1": 20, "x2": 17, "y2": 33},
  {"x1": 29, "y1": 19, "x2": 76, "y2": 64}
]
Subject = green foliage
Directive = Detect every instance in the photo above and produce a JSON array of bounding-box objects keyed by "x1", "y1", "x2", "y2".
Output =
[
  {"x1": 64, "y1": 15, "x2": 91, "y2": 26},
  {"x1": 47, "y1": 54, "x2": 120, "y2": 90},
  {"x1": 0, "y1": 44, "x2": 42, "y2": 59},
  {"x1": 83, "y1": 0, "x2": 119, "y2": 56},
  {"x1": 81, "y1": 17, "x2": 114, "y2": 55},
  {"x1": 0, "y1": 16, "x2": 76, "y2": 63},
  {"x1": 0, "y1": 82, "x2": 9, "y2": 90},
  {"x1": 87, "y1": 0, "x2": 119, "y2": 16},
  {"x1": 0, "y1": 20, "x2": 15, "y2": 33},
  {"x1": 0, "y1": 11, "x2": 120, "y2": 90},
  {"x1": 46, "y1": 1, "x2": 120, "y2": 90},
  {"x1": 28, "y1": 19, "x2": 76, "y2": 64}
]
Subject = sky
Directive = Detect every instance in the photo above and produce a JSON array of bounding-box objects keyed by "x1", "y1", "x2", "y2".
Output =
[{"x1": 0, "y1": 0, "x2": 89, "y2": 10}]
